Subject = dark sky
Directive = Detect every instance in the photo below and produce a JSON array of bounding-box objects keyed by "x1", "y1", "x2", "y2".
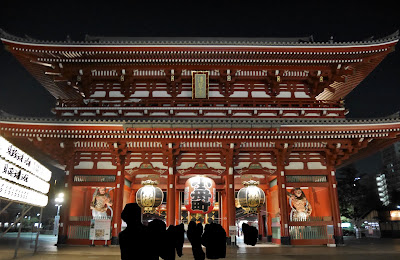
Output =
[{"x1": 0, "y1": 2, "x2": 399, "y2": 174}]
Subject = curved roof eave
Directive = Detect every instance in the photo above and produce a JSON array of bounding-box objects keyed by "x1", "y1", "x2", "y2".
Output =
[
  {"x1": 1, "y1": 28, "x2": 399, "y2": 49},
  {"x1": 1, "y1": 116, "x2": 400, "y2": 129}
]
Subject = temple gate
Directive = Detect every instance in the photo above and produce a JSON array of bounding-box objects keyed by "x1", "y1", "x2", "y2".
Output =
[{"x1": 1, "y1": 29, "x2": 399, "y2": 245}]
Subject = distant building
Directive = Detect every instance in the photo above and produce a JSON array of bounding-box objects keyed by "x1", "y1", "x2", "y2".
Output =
[{"x1": 381, "y1": 142, "x2": 400, "y2": 206}]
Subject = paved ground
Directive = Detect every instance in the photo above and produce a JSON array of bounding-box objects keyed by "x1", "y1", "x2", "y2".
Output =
[{"x1": 1, "y1": 233, "x2": 400, "y2": 259}]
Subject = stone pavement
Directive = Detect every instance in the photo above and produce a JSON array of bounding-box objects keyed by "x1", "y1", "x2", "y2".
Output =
[{"x1": 1, "y1": 233, "x2": 400, "y2": 259}]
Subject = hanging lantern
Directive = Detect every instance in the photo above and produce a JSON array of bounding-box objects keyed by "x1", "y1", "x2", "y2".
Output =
[
  {"x1": 237, "y1": 180, "x2": 265, "y2": 213},
  {"x1": 184, "y1": 176, "x2": 216, "y2": 215},
  {"x1": 136, "y1": 180, "x2": 163, "y2": 213}
]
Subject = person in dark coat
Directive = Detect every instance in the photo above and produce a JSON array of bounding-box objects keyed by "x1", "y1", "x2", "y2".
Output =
[
  {"x1": 187, "y1": 222, "x2": 205, "y2": 260},
  {"x1": 119, "y1": 203, "x2": 157, "y2": 260},
  {"x1": 242, "y1": 223, "x2": 258, "y2": 246},
  {"x1": 174, "y1": 223, "x2": 185, "y2": 258},
  {"x1": 201, "y1": 223, "x2": 226, "y2": 259},
  {"x1": 155, "y1": 223, "x2": 185, "y2": 260},
  {"x1": 148, "y1": 219, "x2": 167, "y2": 259}
]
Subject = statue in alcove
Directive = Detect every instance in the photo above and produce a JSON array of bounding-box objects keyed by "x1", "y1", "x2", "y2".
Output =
[{"x1": 90, "y1": 187, "x2": 113, "y2": 218}]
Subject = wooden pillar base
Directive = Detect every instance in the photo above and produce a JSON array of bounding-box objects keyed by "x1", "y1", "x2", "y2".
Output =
[
  {"x1": 56, "y1": 235, "x2": 68, "y2": 245},
  {"x1": 334, "y1": 235, "x2": 344, "y2": 245},
  {"x1": 281, "y1": 236, "x2": 291, "y2": 245},
  {"x1": 111, "y1": 236, "x2": 119, "y2": 245}
]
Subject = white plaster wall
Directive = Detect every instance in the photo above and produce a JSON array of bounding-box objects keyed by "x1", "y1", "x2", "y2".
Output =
[
  {"x1": 177, "y1": 91, "x2": 192, "y2": 98},
  {"x1": 74, "y1": 161, "x2": 94, "y2": 169},
  {"x1": 294, "y1": 92, "x2": 310, "y2": 98},
  {"x1": 97, "y1": 162, "x2": 117, "y2": 169},
  {"x1": 236, "y1": 162, "x2": 251, "y2": 169},
  {"x1": 90, "y1": 91, "x2": 106, "y2": 97},
  {"x1": 230, "y1": 91, "x2": 248, "y2": 98},
  {"x1": 251, "y1": 91, "x2": 271, "y2": 98},
  {"x1": 259, "y1": 162, "x2": 277, "y2": 169},
  {"x1": 152, "y1": 162, "x2": 168, "y2": 169},
  {"x1": 130, "y1": 91, "x2": 149, "y2": 97},
  {"x1": 125, "y1": 162, "x2": 143, "y2": 169},
  {"x1": 209, "y1": 91, "x2": 224, "y2": 98},
  {"x1": 177, "y1": 162, "x2": 197, "y2": 169},
  {"x1": 307, "y1": 162, "x2": 327, "y2": 170},
  {"x1": 153, "y1": 91, "x2": 172, "y2": 97},
  {"x1": 207, "y1": 162, "x2": 225, "y2": 170},
  {"x1": 276, "y1": 91, "x2": 291, "y2": 98},
  {"x1": 284, "y1": 162, "x2": 304, "y2": 170},
  {"x1": 109, "y1": 91, "x2": 124, "y2": 97}
]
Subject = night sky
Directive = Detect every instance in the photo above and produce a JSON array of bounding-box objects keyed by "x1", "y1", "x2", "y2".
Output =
[{"x1": 0, "y1": 2, "x2": 399, "y2": 175}]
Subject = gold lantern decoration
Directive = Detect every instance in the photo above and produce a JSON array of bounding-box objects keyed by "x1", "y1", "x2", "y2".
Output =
[
  {"x1": 237, "y1": 180, "x2": 265, "y2": 213},
  {"x1": 136, "y1": 180, "x2": 163, "y2": 213}
]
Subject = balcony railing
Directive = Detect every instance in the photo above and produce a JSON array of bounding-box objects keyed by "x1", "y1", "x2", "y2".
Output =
[
  {"x1": 73, "y1": 175, "x2": 116, "y2": 183},
  {"x1": 69, "y1": 216, "x2": 111, "y2": 222},
  {"x1": 68, "y1": 225, "x2": 90, "y2": 239},
  {"x1": 289, "y1": 225, "x2": 328, "y2": 240},
  {"x1": 286, "y1": 175, "x2": 327, "y2": 183},
  {"x1": 290, "y1": 216, "x2": 332, "y2": 222}
]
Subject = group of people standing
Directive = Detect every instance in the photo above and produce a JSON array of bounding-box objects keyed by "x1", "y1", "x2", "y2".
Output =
[
  {"x1": 119, "y1": 203, "x2": 227, "y2": 260},
  {"x1": 187, "y1": 221, "x2": 226, "y2": 260}
]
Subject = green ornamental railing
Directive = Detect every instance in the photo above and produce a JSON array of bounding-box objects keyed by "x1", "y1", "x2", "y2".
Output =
[
  {"x1": 68, "y1": 225, "x2": 90, "y2": 239},
  {"x1": 286, "y1": 175, "x2": 327, "y2": 183},
  {"x1": 73, "y1": 175, "x2": 116, "y2": 182},
  {"x1": 289, "y1": 225, "x2": 328, "y2": 240}
]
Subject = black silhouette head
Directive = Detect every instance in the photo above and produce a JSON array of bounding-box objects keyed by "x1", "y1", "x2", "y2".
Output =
[{"x1": 121, "y1": 203, "x2": 142, "y2": 225}]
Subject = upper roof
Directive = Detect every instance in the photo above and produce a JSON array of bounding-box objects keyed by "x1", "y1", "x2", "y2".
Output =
[
  {"x1": 1, "y1": 29, "x2": 399, "y2": 103},
  {"x1": 1, "y1": 28, "x2": 399, "y2": 47}
]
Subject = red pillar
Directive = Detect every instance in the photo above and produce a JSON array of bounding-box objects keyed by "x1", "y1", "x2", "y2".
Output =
[
  {"x1": 258, "y1": 208, "x2": 264, "y2": 239},
  {"x1": 328, "y1": 166, "x2": 343, "y2": 244},
  {"x1": 167, "y1": 167, "x2": 176, "y2": 226},
  {"x1": 57, "y1": 161, "x2": 73, "y2": 244},
  {"x1": 111, "y1": 164, "x2": 125, "y2": 244},
  {"x1": 221, "y1": 190, "x2": 227, "y2": 234},
  {"x1": 276, "y1": 162, "x2": 290, "y2": 244},
  {"x1": 175, "y1": 190, "x2": 181, "y2": 225},
  {"x1": 129, "y1": 189, "x2": 136, "y2": 203},
  {"x1": 129, "y1": 179, "x2": 136, "y2": 203},
  {"x1": 224, "y1": 164, "x2": 235, "y2": 242},
  {"x1": 266, "y1": 189, "x2": 273, "y2": 241},
  {"x1": 226, "y1": 172, "x2": 235, "y2": 227}
]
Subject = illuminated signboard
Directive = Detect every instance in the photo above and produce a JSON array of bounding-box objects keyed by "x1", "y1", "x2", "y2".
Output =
[
  {"x1": 0, "y1": 178, "x2": 48, "y2": 207},
  {"x1": 390, "y1": 210, "x2": 400, "y2": 221},
  {"x1": 0, "y1": 136, "x2": 51, "y2": 207},
  {"x1": 0, "y1": 157, "x2": 50, "y2": 194},
  {"x1": 0, "y1": 136, "x2": 51, "y2": 182}
]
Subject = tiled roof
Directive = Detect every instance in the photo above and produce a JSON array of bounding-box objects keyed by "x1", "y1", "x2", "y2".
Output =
[
  {"x1": 1, "y1": 114, "x2": 400, "y2": 127},
  {"x1": 1, "y1": 28, "x2": 398, "y2": 47}
]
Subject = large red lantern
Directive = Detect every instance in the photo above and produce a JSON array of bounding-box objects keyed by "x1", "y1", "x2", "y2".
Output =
[{"x1": 184, "y1": 176, "x2": 216, "y2": 214}]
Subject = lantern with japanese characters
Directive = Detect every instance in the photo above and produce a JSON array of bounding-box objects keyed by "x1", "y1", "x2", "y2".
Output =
[
  {"x1": 136, "y1": 180, "x2": 163, "y2": 213},
  {"x1": 184, "y1": 176, "x2": 216, "y2": 214},
  {"x1": 237, "y1": 180, "x2": 265, "y2": 213}
]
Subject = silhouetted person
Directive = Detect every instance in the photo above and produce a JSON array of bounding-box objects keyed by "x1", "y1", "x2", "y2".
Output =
[
  {"x1": 148, "y1": 219, "x2": 167, "y2": 259},
  {"x1": 201, "y1": 223, "x2": 226, "y2": 259},
  {"x1": 242, "y1": 223, "x2": 257, "y2": 246},
  {"x1": 187, "y1": 222, "x2": 205, "y2": 260},
  {"x1": 156, "y1": 223, "x2": 185, "y2": 260},
  {"x1": 174, "y1": 223, "x2": 185, "y2": 258},
  {"x1": 119, "y1": 203, "x2": 157, "y2": 260}
]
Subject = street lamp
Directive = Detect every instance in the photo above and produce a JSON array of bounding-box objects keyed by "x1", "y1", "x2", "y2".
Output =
[
  {"x1": 53, "y1": 193, "x2": 64, "y2": 236},
  {"x1": 55, "y1": 193, "x2": 64, "y2": 216}
]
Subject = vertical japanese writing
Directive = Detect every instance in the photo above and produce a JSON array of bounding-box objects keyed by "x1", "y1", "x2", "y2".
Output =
[{"x1": 190, "y1": 178, "x2": 212, "y2": 212}]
